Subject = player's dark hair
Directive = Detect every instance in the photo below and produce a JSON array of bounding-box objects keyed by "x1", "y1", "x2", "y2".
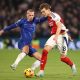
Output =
[
  {"x1": 39, "y1": 3, "x2": 51, "y2": 10},
  {"x1": 24, "y1": 9, "x2": 35, "y2": 18}
]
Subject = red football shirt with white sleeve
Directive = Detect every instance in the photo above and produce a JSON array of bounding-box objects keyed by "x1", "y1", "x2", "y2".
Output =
[{"x1": 48, "y1": 12, "x2": 67, "y2": 35}]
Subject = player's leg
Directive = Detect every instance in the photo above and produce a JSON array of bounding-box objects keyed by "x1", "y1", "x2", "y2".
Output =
[
  {"x1": 32, "y1": 52, "x2": 41, "y2": 60},
  {"x1": 41, "y1": 46, "x2": 52, "y2": 69},
  {"x1": 37, "y1": 35, "x2": 56, "y2": 77},
  {"x1": 60, "y1": 54, "x2": 77, "y2": 75},
  {"x1": 11, "y1": 45, "x2": 29, "y2": 70},
  {"x1": 36, "y1": 45, "x2": 52, "y2": 77},
  {"x1": 28, "y1": 46, "x2": 41, "y2": 71},
  {"x1": 58, "y1": 34, "x2": 77, "y2": 75},
  {"x1": 31, "y1": 52, "x2": 41, "y2": 71}
]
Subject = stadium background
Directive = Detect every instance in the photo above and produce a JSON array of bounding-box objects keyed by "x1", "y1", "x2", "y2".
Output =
[
  {"x1": 0, "y1": 0, "x2": 80, "y2": 80},
  {"x1": 0, "y1": 0, "x2": 80, "y2": 50}
]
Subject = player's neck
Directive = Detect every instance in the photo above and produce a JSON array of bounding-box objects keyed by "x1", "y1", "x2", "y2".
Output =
[{"x1": 48, "y1": 11, "x2": 52, "y2": 17}]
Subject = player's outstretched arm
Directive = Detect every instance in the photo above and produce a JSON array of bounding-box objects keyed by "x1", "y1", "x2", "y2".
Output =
[
  {"x1": 3, "y1": 23, "x2": 18, "y2": 32},
  {"x1": 39, "y1": 17, "x2": 47, "y2": 23},
  {"x1": 0, "y1": 23, "x2": 17, "y2": 36},
  {"x1": 35, "y1": 17, "x2": 47, "y2": 24},
  {"x1": 3, "y1": 19, "x2": 22, "y2": 32}
]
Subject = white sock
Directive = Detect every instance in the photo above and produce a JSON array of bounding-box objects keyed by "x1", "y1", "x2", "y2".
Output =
[
  {"x1": 13, "y1": 52, "x2": 26, "y2": 66},
  {"x1": 31, "y1": 60, "x2": 40, "y2": 71}
]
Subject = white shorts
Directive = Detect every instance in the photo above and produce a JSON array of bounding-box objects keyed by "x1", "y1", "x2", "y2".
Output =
[{"x1": 45, "y1": 33, "x2": 68, "y2": 55}]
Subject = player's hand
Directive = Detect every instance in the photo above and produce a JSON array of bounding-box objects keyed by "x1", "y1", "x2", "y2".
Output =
[
  {"x1": 0, "y1": 30, "x2": 4, "y2": 36},
  {"x1": 68, "y1": 35, "x2": 73, "y2": 41}
]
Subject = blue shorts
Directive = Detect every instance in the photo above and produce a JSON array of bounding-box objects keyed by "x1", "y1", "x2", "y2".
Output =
[
  {"x1": 28, "y1": 46, "x2": 37, "y2": 57},
  {"x1": 18, "y1": 39, "x2": 37, "y2": 56}
]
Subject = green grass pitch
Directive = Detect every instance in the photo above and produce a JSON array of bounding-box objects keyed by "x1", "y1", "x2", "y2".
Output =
[{"x1": 0, "y1": 48, "x2": 80, "y2": 80}]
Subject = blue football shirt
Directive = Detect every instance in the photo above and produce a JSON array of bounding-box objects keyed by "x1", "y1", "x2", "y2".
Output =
[{"x1": 3, "y1": 17, "x2": 47, "y2": 49}]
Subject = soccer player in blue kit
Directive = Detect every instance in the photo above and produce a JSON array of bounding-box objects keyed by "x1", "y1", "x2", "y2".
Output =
[{"x1": 0, "y1": 9, "x2": 47, "y2": 70}]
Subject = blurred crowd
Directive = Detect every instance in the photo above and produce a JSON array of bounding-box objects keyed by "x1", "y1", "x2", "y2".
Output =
[
  {"x1": 0, "y1": 0, "x2": 80, "y2": 39},
  {"x1": 0, "y1": 0, "x2": 80, "y2": 49}
]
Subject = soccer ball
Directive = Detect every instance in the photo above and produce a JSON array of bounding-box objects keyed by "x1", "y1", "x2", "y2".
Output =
[{"x1": 24, "y1": 68, "x2": 34, "y2": 78}]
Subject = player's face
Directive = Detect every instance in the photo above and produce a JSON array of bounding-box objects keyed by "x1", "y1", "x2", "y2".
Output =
[
  {"x1": 26, "y1": 11, "x2": 35, "y2": 21},
  {"x1": 41, "y1": 8, "x2": 50, "y2": 17}
]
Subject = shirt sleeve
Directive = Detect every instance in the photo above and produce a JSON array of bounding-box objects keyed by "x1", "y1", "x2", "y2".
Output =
[
  {"x1": 55, "y1": 17, "x2": 60, "y2": 23},
  {"x1": 4, "y1": 19, "x2": 22, "y2": 32},
  {"x1": 53, "y1": 13, "x2": 61, "y2": 23},
  {"x1": 35, "y1": 17, "x2": 47, "y2": 24}
]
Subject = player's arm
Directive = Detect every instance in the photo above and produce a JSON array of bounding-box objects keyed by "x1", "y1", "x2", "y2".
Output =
[
  {"x1": 68, "y1": 35, "x2": 73, "y2": 41},
  {"x1": 39, "y1": 17, "x2": 47, "y2": 23},
  {"x1": 67, "y1": 31, "x2": 73, "y2": 41},
  {"x1": 4, "y1": 19, "x2": 23, "y2": 32},
  {"x1": 3, "y1": 23, "x2": 18, "y2": 32},
  {"x1": 55, "y1": 21, "x2": 62, "y2": 38},
  {"x1": 35, "y1": 17, "x2": 47, "y2": 24},
  {"x1": 0, "y1": 19, "x2": 22, "y2": 36},
  {"x1": 0, "y1": 23, "x2": 17, "y2": 36},
  {"x1": 53, "y1": 14, "x2": 62, "y2": 41},
  {"x1": 53, "y1": 20, "x2": 62, "y2": 42}
]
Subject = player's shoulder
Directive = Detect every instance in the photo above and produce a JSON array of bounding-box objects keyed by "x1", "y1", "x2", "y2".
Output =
[
  {"x1": 16, "y1": 18, "x2": 24, "y2": 22},
  {"x1": 34, "y1": 17, "x2": 39, "y2": 21},
  {"x1": 51, "y1": 12, "x2": 61, "y2": 21},
  {"x1": 51, "y1": 12, "x2": 60, "y2": 18},
  {"x1": 20, "y1": 18, "x2": 26, "y2": 22},
  {"x1": 33, "y1": 17, "x2": 40, "y2": 23},
  {"x1": 15, "y1": 18, "x2": 26, "y2": 26}
]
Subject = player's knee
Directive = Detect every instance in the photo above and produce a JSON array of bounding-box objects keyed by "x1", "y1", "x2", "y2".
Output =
[
  {"x1": 22, "y1": 46, "x2": 29, "y2": 54},
  {"x1": 36, "y1": 58, "x2": 41, "y2": 61},
  {"x1": 44, "y1": 47, "x2": 48, "y2": 51},
  {"x1": 36, "y1": 55, "x2": 41, "y2": 61},
  {"x1": 44, "y1": 45, "x2": 52, "y2": 52},
  {"x1": 60, "y1": 54, "x2": 67, "y2": 61},
  {"x1": 22, "y1": 49, "x2": 29, "y2": 54},
  {"x1": 38, "y1": 55, "x2": 41, "y2": 60},
  {"x1": 60, "y1": 54, "x2": 66, "y2": 59}
]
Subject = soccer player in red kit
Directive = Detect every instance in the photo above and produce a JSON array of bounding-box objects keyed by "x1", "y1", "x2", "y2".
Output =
[{"x1": 36, "y1": 3, "x2": 77, "y2": 77}]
